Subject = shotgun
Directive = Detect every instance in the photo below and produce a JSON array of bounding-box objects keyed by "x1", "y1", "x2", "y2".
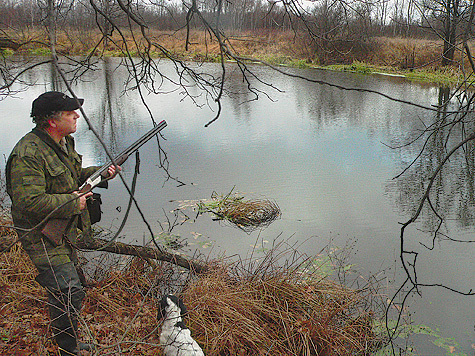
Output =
[{"x1": 41, "y1": 120, "x2": 168, "y2": 244}]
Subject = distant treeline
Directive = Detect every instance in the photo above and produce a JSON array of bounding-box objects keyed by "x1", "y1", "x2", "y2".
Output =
[
  {"x1": 0, "y1": 0, "x2": 435, "y2": 39},
  {"x1": 2, "y1": 0, "x2": 468, "y2": 68}
]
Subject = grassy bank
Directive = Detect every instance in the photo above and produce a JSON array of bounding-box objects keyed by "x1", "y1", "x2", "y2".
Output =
[
  {"x1": 0, "y1": 215, "x2": 385, "y2": 355},
  {"x1": 3, "y1": 29, "x2": 471, "y2": 87},
  {"x1": 322, "y1": 37, "x2": 468, "y2": 87}
]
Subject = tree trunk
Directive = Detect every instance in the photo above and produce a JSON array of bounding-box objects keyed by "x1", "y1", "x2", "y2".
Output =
[
  {"x1": 441, "y1": 0, "x2": 458, "y2": 66},
  {"x1": 47, "y1": 0, "x2": 57, "y2": 51}
]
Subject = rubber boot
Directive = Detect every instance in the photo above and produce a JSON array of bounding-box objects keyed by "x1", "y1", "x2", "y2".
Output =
[
  {"x1": 58, "y1": 346, "x2": 78, "y2": 356},
  {"x1": 78, "y1": 342, "x2": 95, "y2": 351},
  {"x1": 35, "y1": 262, "x2": 85, "y2": 356}
]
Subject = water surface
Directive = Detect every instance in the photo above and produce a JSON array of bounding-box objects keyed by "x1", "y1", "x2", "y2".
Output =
[{"x1": 1, "y1": 58, "x2": 473, "y2": 355}]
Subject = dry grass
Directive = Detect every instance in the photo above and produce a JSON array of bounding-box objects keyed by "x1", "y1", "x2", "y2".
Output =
[
  {"x1": 0, "y1": 244, "x2": 55, "y2": 354},
  {"x1": 0, "y1": 223, "x2": 384, "y2": 355},
  {"x1": 369, "y1": 37, "x2": 442, "y2": 69},
  {"x1": 0, "y1": 240, "x2": 167, "y2": 355},
  {"x1": 8, "y1": 27, "x2": 298, "y2": 60},
  {"x1": 368, "y1": 37, "x2": 475, "y2": 73},
  {"x1": 183, "y1": 256, "x2": 382, "y2": 356},
  {"x1": 6, "y1": 26, "x2": 475, "y2": 80}
]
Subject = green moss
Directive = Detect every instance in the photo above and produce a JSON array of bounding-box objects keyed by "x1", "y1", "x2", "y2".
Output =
[
  {"x1": 349, "y1": 61, "x2": 373, "y2": 73},
  {"x1": 325, "y1": 61, "x2": 373, "y2": 74},
  {"x1": 29, "y1": 47, "x2": 52, "y2": 56},
  {"x1": 313, "y1": 60, "x2": 465, "y2": 87},
  {"x1": 404, "y1": 69, "x2": 464, "y2": 86},
  {"x1": 265, "y1": 55, "x2": 293, "y2": 66},
  {"x1": 0, "y1": 48, "x2": 15, "y2": 56},
  {"x1": 290, "y1": 59, "x2": 311, "y2": 68}
]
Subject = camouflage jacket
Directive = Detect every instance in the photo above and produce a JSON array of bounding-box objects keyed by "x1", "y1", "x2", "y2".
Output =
[{"x1": 6, "y1": 128, "x2": 98, "y2": 267}]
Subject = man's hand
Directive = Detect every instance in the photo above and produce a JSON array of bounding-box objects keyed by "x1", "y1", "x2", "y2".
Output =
[
  {"x1": 74, "y1": 191, "x2": 93, "y2": 210},
  {"x1": 107, "y1": 165, "x2": 121, "y2": 179}
]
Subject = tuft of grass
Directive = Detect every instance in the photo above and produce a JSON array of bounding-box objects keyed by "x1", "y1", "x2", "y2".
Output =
[
  {"x1": 404, "y1": 67, "x2": 465, "y2": 86},
  {"x1": 183, "y1": 246, "x2": 385, "y2": 356},
  {"x1": 291, "y1": 58, "x2": 312, "y2": 68},
  {"x1": 326, "y1": 61, "x2": 373, "y2": 74},
  {"x1": 0, "y1": 48, "x2": 15, "y2": 56},
  {"x1": 28, "y1": 47, "x2": 52, "y2": 56},
  {"x1": 349, "y1": 61, "x2": 373, "y2": 73},
  {"x1": 264, "y1": 54, "x2": 294, "y2": 66},
  {"x1": 197, "y1": 190, "x2": 281, "y2": 233}
]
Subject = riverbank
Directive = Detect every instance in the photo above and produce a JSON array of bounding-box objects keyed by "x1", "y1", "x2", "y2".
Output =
[
  {"x1": 2, "y1": 29, "x2": 470, "y2": 87},
  {"x1": 0, "y1": 223, "x2": 385, "y2": 355}
]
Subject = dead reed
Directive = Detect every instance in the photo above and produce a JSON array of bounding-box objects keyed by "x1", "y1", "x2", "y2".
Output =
[
  {"x1": 0, "y1": 228, "x2": 384, "y2": 355},
  {"x1": 0, "y1": 243, "x2": 53, "y2": 354},
  {"x1": 0, "y1": 240, "x2": 167, "y2": 355},
  {"x1": 182, "y1": 251, "x2": 384, "y2": 356}
]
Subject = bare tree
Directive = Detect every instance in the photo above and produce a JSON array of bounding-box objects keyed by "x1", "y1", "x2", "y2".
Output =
[
  {"x1": 383, "y1": 8, "x2": 475, "y2": 349},
  {"x1": 414, "y1": 0, "x2": 472, "y2": 65}
]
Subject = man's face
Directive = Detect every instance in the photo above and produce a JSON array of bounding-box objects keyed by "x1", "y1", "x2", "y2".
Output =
[{"x1": 52, "y1": 110, "x2": 79, "y2": 137}]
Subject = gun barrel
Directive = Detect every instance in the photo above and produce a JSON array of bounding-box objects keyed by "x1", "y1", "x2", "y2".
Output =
[{"x1": 86, "y1": 120, "x2": 167, "y2": 184}]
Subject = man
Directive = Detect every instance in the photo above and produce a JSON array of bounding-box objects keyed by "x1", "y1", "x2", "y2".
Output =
[{"x1": 5, "y1": 91, "x2": 119, "y2": 355}]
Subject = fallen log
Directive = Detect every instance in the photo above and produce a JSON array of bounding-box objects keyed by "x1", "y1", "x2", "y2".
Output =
[
  {"x1": 77, "y1": 237, "x2": 208, "y2": 274},
  {"x1": 1, "y1": 212, "x2": 208, "y2": 274},
  {"x1": 1, "y1": 230, "x2": 208, "y2": 274}
]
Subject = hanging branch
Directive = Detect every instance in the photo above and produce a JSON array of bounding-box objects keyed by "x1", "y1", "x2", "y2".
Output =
[
  {"x1": 397, "y1": 129, "x2": 475, "y2": 291},
  {"x1": 383, "y1": 0, "x2": 475, "y2": 340},
  {"x1": 0, "y1": 0, "x2": 209, "y2": 273}
]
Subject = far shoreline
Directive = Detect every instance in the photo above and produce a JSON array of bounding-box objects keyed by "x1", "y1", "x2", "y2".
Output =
[{"x1": 2, "y1": 31, "x2": 470, "y2": 88}]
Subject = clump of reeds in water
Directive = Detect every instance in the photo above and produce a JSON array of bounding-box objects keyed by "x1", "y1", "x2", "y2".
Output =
[{"x1": 197, "y1": 190, "x2": 281, "y2": 232}]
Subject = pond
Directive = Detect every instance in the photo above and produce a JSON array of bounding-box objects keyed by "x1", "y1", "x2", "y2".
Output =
[{"x1": 0, "y1": 57, "x2": 474, "y2": 355}]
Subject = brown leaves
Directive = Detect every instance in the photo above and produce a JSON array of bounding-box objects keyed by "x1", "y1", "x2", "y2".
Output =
[
  {"x1": 0, "y1": 239, "x2": 382, "y2": 356},
  {"x1": 0, "y1": 247, "x2": 166, "y2": 355}
]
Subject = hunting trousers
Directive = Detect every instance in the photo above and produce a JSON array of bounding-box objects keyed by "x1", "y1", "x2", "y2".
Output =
[{"x1": 35, "y1": 262, "x2": 85, "y2": 356}]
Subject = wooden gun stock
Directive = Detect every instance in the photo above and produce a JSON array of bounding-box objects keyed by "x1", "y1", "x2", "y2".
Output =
[{"x1": 41, "y1": 218, "x2": 72, "y2": 246}]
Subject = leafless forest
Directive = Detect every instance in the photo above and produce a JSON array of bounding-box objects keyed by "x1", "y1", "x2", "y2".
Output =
[{"x1": 1, "y1": 0, "x2": 474, "y2": 67}]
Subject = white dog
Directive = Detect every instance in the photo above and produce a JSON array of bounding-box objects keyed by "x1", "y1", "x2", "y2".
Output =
[{"x1": 158, "y1": 294, "x2": 205, "y2": 356}]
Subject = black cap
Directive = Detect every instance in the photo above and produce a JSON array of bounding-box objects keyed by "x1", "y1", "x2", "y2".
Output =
[{"x1": 31, "y1": 91, "x2": 84, "y2": 118}]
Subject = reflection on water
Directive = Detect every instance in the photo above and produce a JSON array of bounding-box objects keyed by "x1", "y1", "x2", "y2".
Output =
[{"x1": 0, "y1": 57, "x2": 474, "y2": 355}]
